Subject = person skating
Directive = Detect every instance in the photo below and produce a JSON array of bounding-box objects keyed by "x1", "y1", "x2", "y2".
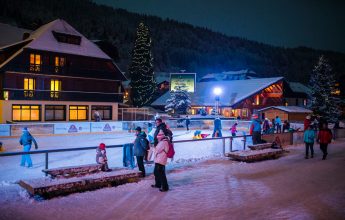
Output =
[
  {"x1": 19, "y1": 127, "x2": 38, "y2": 168},
  {"x1": 212, "y1": 117, "x2": 222, "y2": 137},
  {"x1": 303, "y1": 125, "x2": 315, "y2": 159},
  {"x1": 96, "y1": 143, "x2": 111, "y2": 171},
  {"x1": 151, "y1": 130, "x2": 170, "y2": 192},
  {"x1": 317, "y1": 123, "x2": 332, "y2": 160},
  {"x1": 134, "y1": 127, "x2": 148, "y2": 177},
  {"x1": 230, "y1": 123, "x2": 238, "y2": 137},
  {"x1": 185, "y1": 115, "x2": 191, "y2": 131}
]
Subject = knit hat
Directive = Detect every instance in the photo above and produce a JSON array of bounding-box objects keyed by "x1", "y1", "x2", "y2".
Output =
[
  {"x1": 99, "y1": 143, "x2": 106, "y2": 150},
  {"x1": 252, "y1": 114, "x2": 258, "y2": 119},
  {"x1": 22, "y1": 127, "x2": 28, "y2": 132},
  {"x1": 135, "y1": 127, "x2": 142, "y2": 132}
]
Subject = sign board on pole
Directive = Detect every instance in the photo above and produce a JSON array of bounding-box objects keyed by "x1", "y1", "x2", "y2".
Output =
[{"x1": 170, "y1": 73, "x2": 196, "y2": 93}]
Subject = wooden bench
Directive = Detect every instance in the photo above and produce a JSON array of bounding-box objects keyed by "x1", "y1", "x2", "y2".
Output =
[
  {"x1": 225, "y1": 148, "x2": 284, "y2": 162},
  {"x1": 42, "y1": 164, "x2": 103, "y2": 178},
  {"x1": 248, "y1": 143, "x2": 273, "y2": 150},
  {"x1": 19, "y1": 168, "x2": 142, "y2": 199}
]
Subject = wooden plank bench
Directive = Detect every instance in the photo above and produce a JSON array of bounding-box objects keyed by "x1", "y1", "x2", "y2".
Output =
[
  {"x1": 42, "y1": 164, "x2": 103, "y2": 178},
  {"x1": 225, "y1": 148, "x2": 284, "y2": 162},
  {"x1": 248, "y1": 143, "x2": 273, "y2": 150},
  {"x1": 19, "y1": 168, "x2": 142, "y2": 199}
]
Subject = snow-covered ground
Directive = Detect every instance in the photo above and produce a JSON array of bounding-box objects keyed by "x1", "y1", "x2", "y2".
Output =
[
  {"x1": 0, "y1": 129, "x2": 252, "y2": 182},
  {"x1": 0, "y1": 139, "x2": 345, "y2": 220}
]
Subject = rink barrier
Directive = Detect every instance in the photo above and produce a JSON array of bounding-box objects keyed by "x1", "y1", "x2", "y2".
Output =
[{"x1": 0, "y1": 134, "x2": 254, "y2": 174}]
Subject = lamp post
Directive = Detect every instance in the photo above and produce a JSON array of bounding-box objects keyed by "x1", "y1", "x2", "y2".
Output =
[{"x1": 213, "y1": 87, "x2": 222, "y2": 116}]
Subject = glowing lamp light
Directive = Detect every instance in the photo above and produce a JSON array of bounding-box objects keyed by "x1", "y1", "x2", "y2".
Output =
[{"x1": 213, "y1": 87, "x2": 222, "y2": 96}]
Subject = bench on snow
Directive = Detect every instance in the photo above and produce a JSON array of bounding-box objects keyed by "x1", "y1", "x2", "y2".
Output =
[
  {"x1": 42, "y1": 164, "x2": 104, "y2": 178},
  {"x1": 19, "y1": 168, "x2": 142, "y2": 199},
  {"x1": 225, "y1": 148, "x2": 284, "y2": 162},
  {"x1": 248, "y1": 143, "x2": 273, "y2": 150}
]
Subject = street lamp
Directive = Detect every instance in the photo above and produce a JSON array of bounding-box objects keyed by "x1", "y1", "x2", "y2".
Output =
[{"x1": 213, "y1": 87, "x2": 222, "y2": 115}]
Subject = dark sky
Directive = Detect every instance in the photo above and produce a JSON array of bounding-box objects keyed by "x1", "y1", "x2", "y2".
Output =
[{"x1": 95, "y1": 0, "x2": 345, "y2": 53}]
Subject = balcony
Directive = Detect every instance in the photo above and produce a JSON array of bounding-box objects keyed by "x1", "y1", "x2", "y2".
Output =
[
  {"x1": 4, "y1": 64, "x2": 120, "y2": 80},
  {"x1": 2, "y1": 89, "x2": 123, "y2": 103}
]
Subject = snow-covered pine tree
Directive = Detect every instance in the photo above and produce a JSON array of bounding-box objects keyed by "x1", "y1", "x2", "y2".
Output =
[
  {"x1": 165, "y1": 86, "x2": 192, "y2": 115},
  {"x1": 309, "y1": 55, "x2": 341, "y2": 123},
  {"x1": 128, "y1": 22, "x2": 156, "y2": 107}
]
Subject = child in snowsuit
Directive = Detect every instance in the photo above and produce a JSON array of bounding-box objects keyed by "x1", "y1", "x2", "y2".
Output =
[
  {"x1": 96, "y1": 143, "x2": 110, "y2": 171},
  {"x1": 230, "y1": 123, "x2": 238, "y2": 137}
]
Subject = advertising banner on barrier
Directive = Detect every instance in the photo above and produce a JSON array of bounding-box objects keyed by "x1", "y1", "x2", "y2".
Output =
[
  {"x1": 91, "y1": 122, "x2": 123, "y2": 132},
  {"x1": 54, "y1": 122, "x2": 91, "y2": 134},
  {"x1": 0, "y1": 124, "x2": 10, "y2": 136}
]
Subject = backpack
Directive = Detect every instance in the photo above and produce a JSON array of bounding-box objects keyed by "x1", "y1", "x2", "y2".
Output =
[
  {"x1": 166, "y1": 140, "x2": 175, "y2": 159},
  {"x1": 144, "y1": 138, "x2": 150, "y2": 150}
]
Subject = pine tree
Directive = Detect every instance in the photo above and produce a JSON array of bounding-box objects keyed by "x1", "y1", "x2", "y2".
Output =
[
  {"x1": 165, "y1": 86, "x2": 192, "y2": 115},
  {"x1": 309, "y1": 55, "x2": 341, "y2": 123},
  {"x1": 128, "y1": 22, "x2": 156, "y2": 107}
]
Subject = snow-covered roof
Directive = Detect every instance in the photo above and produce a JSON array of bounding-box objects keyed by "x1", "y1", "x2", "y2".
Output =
[
  {"x1": 258, "y1": 106, "x2": 312, "y2": 113},
  {"x1": 288, "y1": 82, "x2": 311, "y2": 94},
  {"x1": 152, "y1": 77, "x2": 284, "y2": 107},
  {"x1": 1, "y1": 19, "x2": 111, "y2": 60},
  {"x1": 0, "y1": 23, "x2": 31, "y2": 47},
  {"x1": 199, "y1": 69, "x2": 257, "y2": 82},
  {"x1": 24, "y1": 19, "x2": 111, "y2": 59}
]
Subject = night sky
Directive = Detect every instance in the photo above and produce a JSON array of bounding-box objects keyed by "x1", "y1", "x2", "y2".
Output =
[{"x1": 95, "y1": 0, "x2": 345, "y2": 53}]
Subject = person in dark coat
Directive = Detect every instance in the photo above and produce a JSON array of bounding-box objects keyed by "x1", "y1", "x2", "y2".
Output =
[
  {"x1": 153, "y1": 118, "x2": 172, "y2": 146},
  {"x1": 262, "y1": 118, "x2": 270, "y2": 134},
  {"x1": 19, "y1": 127, "x2": 38, "y2": 167},
  {"x1": 185, "y1": 115, "x2": 191, "y2": 131},
  {"x1": 212, "y1": 117, "x2": 222, "y2": 137},
  {"x1": 317, "y1": 123, "x2": 333, "y2": 160},
  {"x1": 134, "y1": 127, "x2": 148, "y2": 177}
]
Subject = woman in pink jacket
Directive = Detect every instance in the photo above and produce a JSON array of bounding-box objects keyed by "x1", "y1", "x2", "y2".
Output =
[{"x1": 151, "y1": 130, "x2": 169, "y2": 192}]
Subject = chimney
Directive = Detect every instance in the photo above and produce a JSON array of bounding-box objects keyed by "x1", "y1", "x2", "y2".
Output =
[{"x1": 22, "y1": 32, "x2": 30, "y2": 40}]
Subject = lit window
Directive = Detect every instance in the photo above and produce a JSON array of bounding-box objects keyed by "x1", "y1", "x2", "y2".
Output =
[
  {"x1": 69, "y1": 105, "x2": 88, "y2": 121},
  {"x1": 12, "y1": 105, "x2": 41, "y2": 121},
  {"x1": 255, "y1": 95, "x2": 260, "y2": 105},
  {"x1": 29, "y1": 54, "x2": 41, "y2": 72},
  {"x1": 3, "y1": 91, "x2": 9, "y2": 100},
  {"x1": 50, "y1": 80, "x2": 61, "y2": 98},
  {"x1": 24, "y1": 78, "x2": 35, "y2": 97},
  {"x1": 55, "y1": 57, "x2": 65, "y2": 73}
]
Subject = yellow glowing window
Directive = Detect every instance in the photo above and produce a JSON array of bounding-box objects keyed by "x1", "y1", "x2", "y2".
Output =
[
  {"x1": 29, "y1": 53, "x2": 41, "y2": 72},
  {"x1": 24, "y1": 78, "x2": 35, "y2": 90},
  {"x1": 12, "y1": 105, "x2": 41, "y2": 121},
  {"x1": 255, "y1": 95, "x2": 260, "y2": 105},
  {"x1": 50, "y1": 80, "x2": 61, "y2": 91},
  {"x1": 69, "y1": 106, "x2": 88, "y2": 121},
  {"x1": 55, "y1": 57, "x2": 65, "y2": 67}
]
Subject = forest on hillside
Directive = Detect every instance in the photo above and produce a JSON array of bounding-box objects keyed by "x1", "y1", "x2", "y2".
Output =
[{"x1": 1, "y1": 0, "x2": 345, "y2": 91}]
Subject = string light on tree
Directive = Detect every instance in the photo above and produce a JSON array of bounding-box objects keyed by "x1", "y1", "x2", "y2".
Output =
[{"x1": 128, "y1": 22, "x2": 156, "y2": 107}]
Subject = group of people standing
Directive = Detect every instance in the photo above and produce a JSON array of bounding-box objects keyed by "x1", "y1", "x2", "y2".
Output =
[
  {"x1": 303, "y1": 116, "x2": 332, "y2": 160},
  {"x1": 99, "y1": 118, "x2": 172, "y2": 192}
]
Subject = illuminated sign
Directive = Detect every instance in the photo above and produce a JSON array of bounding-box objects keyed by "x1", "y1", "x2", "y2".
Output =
[{"x1": 170, "y1": 73, "x2": 196, "y2": 93}]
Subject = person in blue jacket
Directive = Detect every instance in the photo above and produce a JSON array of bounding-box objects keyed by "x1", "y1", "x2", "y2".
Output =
[
  {"x1": 19, "y1": 127, "x2": 38, "y2": 167},
  {"x1": 303, "y1": 125, "x2": 315, "y2": 159},
  {"x1": 133, "y1": 127, "x2": 148, "y2": 177},
  {"x1": 250, "y1": 114, "x2": 262, "y2": 145},
  {"x1": 275, "y1": 116, "x2": 282, "y2": 133},
  {"x1": 212, "y1": 117, "x2": 222, "y2": 137}
]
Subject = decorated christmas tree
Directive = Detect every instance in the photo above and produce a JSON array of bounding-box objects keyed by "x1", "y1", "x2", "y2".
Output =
[
  {"x1": 128, "y1": 22, "x2": 156, "y2": 107},
  {"x1": 165, "y1": 86, "x2": 192, "y2": 115},
  {"x1": 309, "y1": 55, "x2": 341, "y2": 123}
]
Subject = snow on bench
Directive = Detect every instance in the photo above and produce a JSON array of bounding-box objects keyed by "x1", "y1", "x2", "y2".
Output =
[
  {"x1": 42, "y1": 164, "x2": 103, "y2": 178},
  {"x1": 19, "y1": 168, "x2": 142, "y2": 199},
  {"x1": 225, "y1": 148, "x2": 284, "y2": 162},
  {"x1": 248, "y1": 143, "x2": 273, "y2": 150}
]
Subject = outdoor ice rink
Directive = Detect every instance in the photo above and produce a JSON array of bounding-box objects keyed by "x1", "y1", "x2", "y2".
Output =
[{"x1": 0, "y1": 130, "x2": 345, "y2": 220}]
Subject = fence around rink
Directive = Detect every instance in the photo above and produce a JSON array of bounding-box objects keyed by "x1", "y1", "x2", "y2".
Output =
[{"x1": 0, "y1": 135, "x2": 253, "y2": 176}]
